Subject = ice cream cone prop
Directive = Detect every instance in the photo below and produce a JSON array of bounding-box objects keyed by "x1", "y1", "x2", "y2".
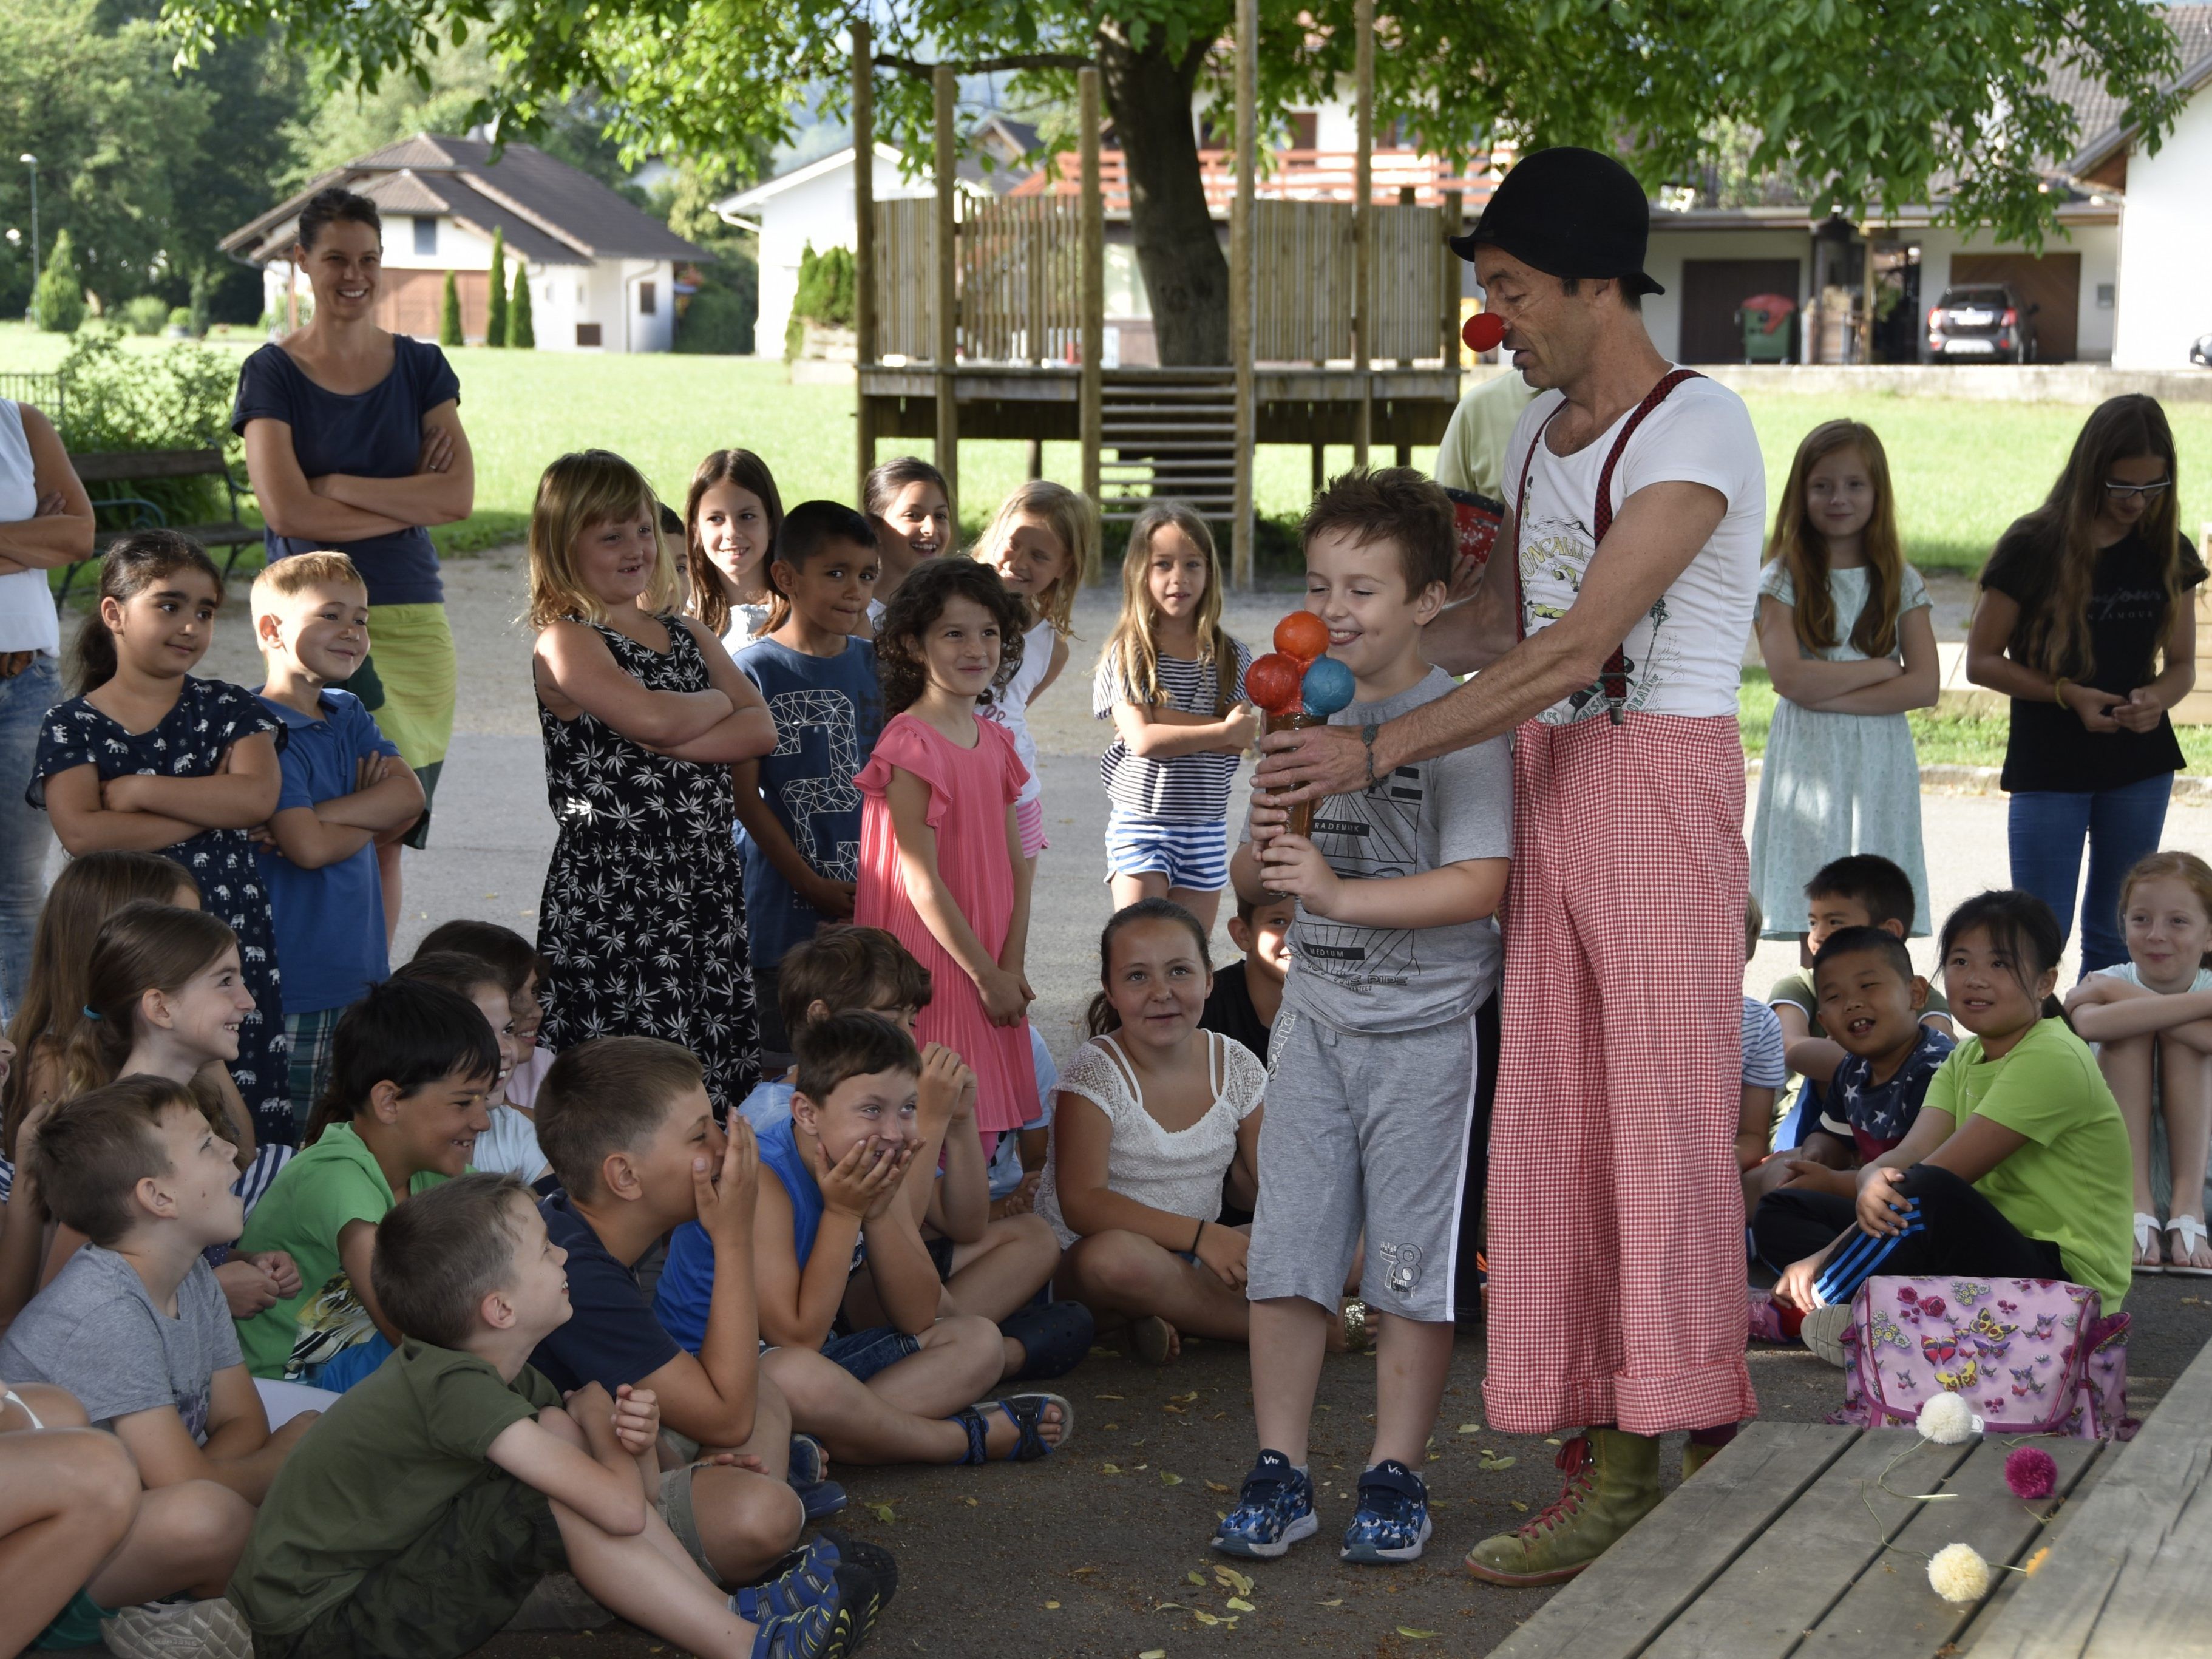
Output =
[
  {"x1": 1267, "y1": 710, "x2": 1327, "y2": 836},
  {"x1": 1250, "y1": 613, "x2": 1358, "y2": 847}
]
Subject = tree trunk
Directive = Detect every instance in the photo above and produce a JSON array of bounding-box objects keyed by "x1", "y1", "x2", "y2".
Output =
[{"x1": 1097, "y1": 26, "x2": 1228, "y2": 366}]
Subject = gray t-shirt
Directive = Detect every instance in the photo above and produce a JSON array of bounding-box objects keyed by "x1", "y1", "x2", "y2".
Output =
[
  {"x1": 0, "y1": 1244, "x2": 242, "y2": 1441},
  {"x1": 1254, "y1": 667, "x2": 1512, "y2": 1033}
]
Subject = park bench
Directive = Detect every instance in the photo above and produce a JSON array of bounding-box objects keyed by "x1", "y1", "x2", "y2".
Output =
[
  {"x1": 59, "y1": 448, "x2": 260, "y2": 608},
  {"x1": 1488, "y1": 1334, "x2": 2212, "y2": 1659}
]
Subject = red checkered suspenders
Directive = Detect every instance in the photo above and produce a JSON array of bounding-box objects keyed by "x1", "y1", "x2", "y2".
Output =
[{"x1": 1510, "y1": 368, "x2": 1705, "y2": 724}]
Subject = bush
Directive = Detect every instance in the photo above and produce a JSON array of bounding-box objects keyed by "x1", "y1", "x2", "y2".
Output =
[
  {"x1": 790, "y1": 242, "x2": 855, "y2": 329},
  {"x1": 507, "y1": 264, "x2": 534, "y2": 348},
  {"x1": 55, "y1": 327, "x2": 242, "y2": 527},
  {"x1": 121, "y1": 296, "x2": 170, "y2": 336},
  {"x1": 167, "y1": 307, "x2": 195, "y2": 333},
  {"x1": 32, "y1": 229, "x2": 85, "y2": 333},
  {"x1": 439, "y1": 271, "x2": 463, "y2": 347},
  {"x1": 486, "y1": 228, "x2": 509, "y2": 350},
  {"x1": 677, "y1": 285, "x2": 756, "y2": 356}
]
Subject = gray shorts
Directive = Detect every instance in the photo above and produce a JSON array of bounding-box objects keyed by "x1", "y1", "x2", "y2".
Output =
[{"x1": 1247, "y1": 1006, "x2": 1483, "y2": 1324}]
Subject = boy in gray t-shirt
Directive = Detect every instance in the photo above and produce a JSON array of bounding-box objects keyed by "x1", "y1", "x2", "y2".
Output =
[{"x1": 1214, "y1": 470, "x2": 1511, "y2": 1572}]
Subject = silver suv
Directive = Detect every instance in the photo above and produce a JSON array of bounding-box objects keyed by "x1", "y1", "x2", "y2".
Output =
[{"x1": 1925, "y1": 283, "x2": 2038, "y2": 364}]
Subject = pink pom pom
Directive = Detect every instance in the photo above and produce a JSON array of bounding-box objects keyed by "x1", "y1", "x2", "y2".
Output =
[{"x1": 2004, "y1": 1444, "x2": 2058, "y2": 1500}]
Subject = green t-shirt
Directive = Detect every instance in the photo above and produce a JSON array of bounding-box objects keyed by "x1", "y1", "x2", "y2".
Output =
[
  {"x1": 228, "y1": 1340, "x2": 561, "y2": 1637},
  {"x1": 233, "y1": 1124, "x2": 448, "y2": 1380},
  {"x1": 1922, "y1": 1017, "x2": 2134, "y2": 1309}
]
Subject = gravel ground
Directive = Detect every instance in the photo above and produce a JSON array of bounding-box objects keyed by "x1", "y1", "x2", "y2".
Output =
[{"x1": 158, "y1": 552, "x2": 2212, "y2": 1658}]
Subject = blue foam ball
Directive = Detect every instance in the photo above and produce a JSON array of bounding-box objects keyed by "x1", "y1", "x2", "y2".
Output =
[{"x1": 1301, "y1": 655, "x2": 1356, "y2": 717}]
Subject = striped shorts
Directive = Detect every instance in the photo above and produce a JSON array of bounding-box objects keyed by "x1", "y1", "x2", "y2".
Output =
[{"x1": 1104, "y1": 809, "x2": 1229, "y2": 892}]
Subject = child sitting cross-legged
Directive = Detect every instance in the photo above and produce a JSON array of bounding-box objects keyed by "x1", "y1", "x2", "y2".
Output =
[
  {"x1": 661, "y1": 1011, "x2": 1073, "y2": 1468},
  {"x1": 227, "y1": 1173, "x2": 886, "y2": 1659},
  {"x1": 0, "y1": 1077, "x2": 319, "y2": 1659},
  {"x1": 1762, "y1": 890, "x2": 2134, "y2": 1365},
  {"x1": 235, "y1": 977, "x2": 498, "y2": 1395},
  {"x1": 529, "y1": 1035, "x2": 875, "y2": 1578}
]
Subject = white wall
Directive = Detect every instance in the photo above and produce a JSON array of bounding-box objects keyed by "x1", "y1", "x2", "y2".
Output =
[
  {"x1": 1642, "y1": 227, "x2": 1812, "y2": 361},
  {"x1": 1918, "y1": 221, "x2": 2120, "y2": 364},
  {"x1": 747, "y1": 154, "x2": 935, "y2": 356},
  {"x1": 2114, "y1": 86, "x2": 2212, "y2": 370}
]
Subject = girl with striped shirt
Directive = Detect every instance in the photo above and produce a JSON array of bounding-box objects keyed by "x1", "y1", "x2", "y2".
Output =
[{"x1": 1092, "y1": 504, "x2": 1257, "y2": 932}]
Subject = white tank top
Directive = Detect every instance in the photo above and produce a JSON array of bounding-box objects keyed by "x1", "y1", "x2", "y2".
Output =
[{"x1": 0, "y1": 401, "x2": 59, "y2": 655}]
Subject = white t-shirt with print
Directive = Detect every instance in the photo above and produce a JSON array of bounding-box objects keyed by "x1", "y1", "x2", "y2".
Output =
[{"x1": 1502, "y1": 373, "x2": 1766, "y2": 724}]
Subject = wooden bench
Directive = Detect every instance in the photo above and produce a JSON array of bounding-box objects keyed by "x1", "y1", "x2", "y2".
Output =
[{"x1": 60, "y1": 448, "x2": 260, "y2": 607}]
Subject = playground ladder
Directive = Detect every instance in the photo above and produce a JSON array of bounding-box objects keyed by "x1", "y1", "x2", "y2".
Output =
[{"x1": 1096, "y1": 367, "x2": 1239, "y2": 524}]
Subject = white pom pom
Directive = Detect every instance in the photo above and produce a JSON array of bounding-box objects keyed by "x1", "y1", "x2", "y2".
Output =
[
  {"x1": 1916, "y1": 1393, "x2": 1980, "y2": 1444},
  {"x1": 1929, "y1": 1542, "x2": 1992, "y2": 1603}
]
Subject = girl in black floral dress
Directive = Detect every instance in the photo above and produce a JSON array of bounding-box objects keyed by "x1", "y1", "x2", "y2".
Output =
[
  {"x1": 527, "y1": 450, "x2": 776, "y2": 1113},
  {"x1": 29, "y1": 531, "x2": 293, "y2": 1143}
]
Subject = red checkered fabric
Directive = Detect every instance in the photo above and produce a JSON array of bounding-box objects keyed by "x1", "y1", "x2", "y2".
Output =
[{"x1": 1480, "y1": 713, "x2": 1760, "y2": 1437}]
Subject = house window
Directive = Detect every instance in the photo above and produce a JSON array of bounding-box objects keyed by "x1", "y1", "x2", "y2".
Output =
[
  {"x1": 576, "y1": 322, "x2": 603, "y2": 347},
  {"x1": 413, "y1": 216, "x2": 437, "y2": 256},
  {"x1": 639, "y1": 280, "x2": 657, "y2": 315}
]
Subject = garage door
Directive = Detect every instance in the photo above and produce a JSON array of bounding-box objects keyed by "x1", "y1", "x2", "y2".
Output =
[
  {"x1": 376, "y1": 270, "x2": 491, "y2": 342},
  {"x1": 1679, "y1": 259, "x2": 1802, "y2": 363},
  {"x1": 1950, "y1": 253, "x2": 2080, "y2": 362}
]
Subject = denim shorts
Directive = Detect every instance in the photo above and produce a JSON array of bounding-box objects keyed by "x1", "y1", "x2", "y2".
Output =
[
  {"x1": 1104, "y1": 810, "x2": 1229, "y2": 892},
  {"x1": 820, "y1": 1325, "x2": 921, "y2": 1382}
]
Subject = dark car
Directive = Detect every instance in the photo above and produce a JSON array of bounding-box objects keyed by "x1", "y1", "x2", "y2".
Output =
[{"x1": 1925, "y1": 283, "x2": 2040, "y2": 364}]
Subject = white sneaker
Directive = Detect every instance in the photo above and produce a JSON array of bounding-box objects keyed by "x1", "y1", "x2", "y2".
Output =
[
  {"x1": 100, "y1": 1598, "x2": 253, "y2": 1659},
  {"x1": 1800, "y1": 1303, "x2": 1853, "y2": 1368}
]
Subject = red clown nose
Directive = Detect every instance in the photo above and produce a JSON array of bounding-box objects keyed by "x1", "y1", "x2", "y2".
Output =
[{"x1": 1462, "y1": 311, "x2": 1507, "y2": 353}]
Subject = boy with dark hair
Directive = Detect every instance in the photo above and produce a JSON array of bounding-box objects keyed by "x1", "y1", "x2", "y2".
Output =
[
  {"x1": 1201, "y1": 891, "x2": 1294, "y2": 1067},
  {"x1": 1222, "y1": 467, "x2": 1513, "y2": 1566},
  {"x1": 1, "y1": 1077, "x2": 319, "y2": 1659},
  {"x1": 228, "y1": 1173, "x2": 880, "y2": 1659}
]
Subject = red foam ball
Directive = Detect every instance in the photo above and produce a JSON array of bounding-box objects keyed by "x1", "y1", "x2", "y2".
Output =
[
  {"x1": 1273, "y1": 611, "x2": 1329, "y2": 663},
  {"x1": 1463, "y1": 311, "x2": 1507, "y2": 353},
  {"x1": 2004, "y1": 1444, "x2": 2058, "y2": 1501},
  {"x1": 1244, "y1": 652, "x2": 1305, "y2": 714}
]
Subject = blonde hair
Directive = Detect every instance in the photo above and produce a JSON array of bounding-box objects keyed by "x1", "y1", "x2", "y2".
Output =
[
  {"x1": 1765, "y1": 421, "x2": 1907, "y2": 659},
  {"x1": 1101, "y1": 503, "x2": 1236, "y2": 716},
  {"x1": 973, "y1": 481, "x2": 1097, "y2": 638},
  {"x1": 526, "y1": 449, "x2": 682, "y2": 631},
  {"x1": 2119, "y1": 850, "x2": 2212, "y2": 968},
  {"x1": 251, "y1": 551, "x2": 366, "y2": 637}
]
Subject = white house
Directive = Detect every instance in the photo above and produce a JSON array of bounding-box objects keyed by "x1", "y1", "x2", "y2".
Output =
[{"x1": 222, "y1": 134, "x2": 713, "y2": 352}]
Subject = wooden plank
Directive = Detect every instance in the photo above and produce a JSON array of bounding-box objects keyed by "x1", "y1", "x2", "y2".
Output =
[
  {"x1": 1230, "y1": 0, "x2": 1255, "y2": 586},
  {"x1": 1969, "y1": 1338, "x2": 2212, "y2": 1659},
  {"x1": 1805, "y1": 1436, "x2": 2101, "y2": 1659},
  {"x1": 69, "y1": 449, "x2": 226, "y2": 482},
  {"x1": 1488, "y1": 1425, "x2": 1859, "y2": 1659},
  {"x1": 1079, "y1": 67, "x2": 1102, "y2": 512},
  {"x1": 1646, "y1": 1431, "x2": 1975, "y2": 1659},
  {"x1": 851, "y1": 20, "x2": 876, "y2": 501},
  {"x1": 1352, "y1": 0, "x2": 1372, "y2": 465},
  {"x1": 932, "y1": 67, "x2": 958, "y2": 526}
]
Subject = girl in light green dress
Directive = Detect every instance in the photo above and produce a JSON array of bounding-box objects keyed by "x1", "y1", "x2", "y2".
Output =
[{"x1": 1749, "y1": 421, "x2": 1940, "y2": 937}]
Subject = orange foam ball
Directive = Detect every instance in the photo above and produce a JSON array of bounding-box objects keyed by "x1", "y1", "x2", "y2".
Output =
[{"x1": 1274, "y1": 611, "x2": 1329, "y2": 663}]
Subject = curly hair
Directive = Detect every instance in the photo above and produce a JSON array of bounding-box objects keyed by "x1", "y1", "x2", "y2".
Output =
[{"x1": 874, "y1": 556, "x2": 1026, "y2": 715}]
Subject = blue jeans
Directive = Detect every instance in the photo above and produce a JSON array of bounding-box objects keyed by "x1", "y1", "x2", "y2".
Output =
[
  {"x1": 0, "y1": 656, "x2": 59, "y2": 1021},
  {"x1": 2007, "y1": 772, "x2": 2174, "y2": 972}
]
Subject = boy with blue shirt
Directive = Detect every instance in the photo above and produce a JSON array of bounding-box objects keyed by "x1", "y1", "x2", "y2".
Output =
[
  {"x1": 250, "y1": 552, "x2": 426, "y2": 1130},
  {"x1": 1216, "y1": 469, "x2": 1513, "y2": 1567}
]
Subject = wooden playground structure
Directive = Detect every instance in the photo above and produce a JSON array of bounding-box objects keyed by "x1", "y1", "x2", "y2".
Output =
[{"x1": 849, "y1": 0, "x2": 1489, "y2": 583}]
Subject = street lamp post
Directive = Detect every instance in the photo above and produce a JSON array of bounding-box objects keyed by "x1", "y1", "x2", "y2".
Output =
[{"x1": 17, "y1": 154, "x2": 36, "y2": 320}]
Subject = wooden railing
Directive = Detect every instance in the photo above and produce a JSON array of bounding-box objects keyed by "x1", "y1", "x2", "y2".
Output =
[{"x1": 1010, "y1": 146, "x2": 1503, "y2": 215}]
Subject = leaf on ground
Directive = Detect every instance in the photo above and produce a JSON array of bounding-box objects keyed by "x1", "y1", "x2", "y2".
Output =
[
  {"x1": 1457, "y1": 1422, "x2": 1482, "y2": 1434},
  {"x1": 1213, "y1": 1566, "x2": 1254, "y2": 1595},
  {"x1": 1172, "y1": 1391, "x2": 1198, "y2": 1403},
  {"x1": 1134, "y1": 1463, "x2": 1148, "y2": 1471},
  {"x1": 1397, "y1": 1629, "x2": 1442, "y2": 1640},
  {"x1": 1101, "y1": 1462, "x2": 1124, "y2": 1474},
  {"x1": 1089, "y1": 1347, "x2": 1121, "y2": 1357},
  {"x1": 1544, "y1": 1437, "x2": 1562, "y2": 1445},
  {"x1": 1479, "y1": 1454, "x2": 1517, "y2": 1471},
  {"x1": 1104, "y1": 1423, "x2": 1122, "y2": 1431},
  {"x1": 1069, "y1": 1565, "x2": 1099, "y2": 1576},
  {"x1": 959, "y1": 1496, "x2": 978, "y2": 1507},
  {"x1": 1154, "y1": 1601, "x2": 1186, "y2": 1612},
  {"x1": 1226, "y1": 1596, "x2": 1256, "y2": 1613},
  {"x1": 1160, "y1": 1471, "x2": 1184, "y2": 1485},
  {"x1": 1206, "y1": 1481, "x2": 1233, "y2": 1493},
  {"x1": 867, "y1": 1502, "x2": 895, "y2": 1523},
  {"x1": 1193, "y1": 1611, "x2": 1221, "y2": 1627},
  {"x1": 1187, "y1": 1571, "x2": 1206, "y2": 1586},
  {"x1": 1140, "y1": 1651, "x2": 1167, "y2": 1658},
  {"x1": 1318, "y1": 1598, "x2": 1344, "y2": 1607},
  {"x1": 1095, "y1": 1393, "x2": 1124, "y2": 1400},
  {"x1": 1043, "y1": 1600, "x2": 1060, "y2": 1609},
  {"x1": 1162, "y1": 1402, "x2": 1186, "y2": 1413},
  {"x1": 1510, "y1": 1500, "x2": 1529, "y2": 1512}
]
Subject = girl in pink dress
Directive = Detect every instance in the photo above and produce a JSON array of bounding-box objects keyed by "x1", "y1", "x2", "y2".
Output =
[{"x1": 855, "y1": 558, "x2": 1040, "y2": 1141}]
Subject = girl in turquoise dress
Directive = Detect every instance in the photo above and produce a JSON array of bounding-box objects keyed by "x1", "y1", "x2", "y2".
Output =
[{"x1": 1749, "y1": 421, "x2": 1939, "y2": 937}]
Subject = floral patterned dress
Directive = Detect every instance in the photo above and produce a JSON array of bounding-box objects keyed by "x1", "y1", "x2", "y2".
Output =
[
  {"x1": 28, "y1": 677, "x2": 292, "y2": 1144},
  {"x1": 534, "y1": 616, "x2": 757, "y2": 1113}
]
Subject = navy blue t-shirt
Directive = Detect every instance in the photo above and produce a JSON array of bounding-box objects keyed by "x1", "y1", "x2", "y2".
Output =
[
  {"x1": 231, "y1": 338, "x2": 461, "y2": 608},
  {"x1": 1816, "y1": 1025, "x2": 1957, "y2": 1162},
  {"x1": 528, "y1": 1192, "x2": 682, "y2": 1393}
]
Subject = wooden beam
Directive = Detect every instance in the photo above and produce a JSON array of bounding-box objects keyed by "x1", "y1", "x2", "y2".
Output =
[
  {"x1": 1079, "y1": 66, "x2": 1104, "y2": 516},
  {"x1": 933, "y1": 66, "x2": 958, "y2": 530},
  {"x1": 852, "y1": 21, "x2": 876, "y2": 505},
  {"x1": 1442, "y1": 182, "x2": 1462, "y2": 371},
  {"x1": 1352, "y1": 0, "x2": 1373, "y2": 467},
  {"x1": 1230, "y1": 0, "x2": 1257, "y2": 587}
]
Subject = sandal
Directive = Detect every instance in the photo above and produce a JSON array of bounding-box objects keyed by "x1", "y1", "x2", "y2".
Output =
[
  {"x1": 2132, "y1": 1212, "x2": 2165, "y2": 1274},
  {"x1": 2166, "y1": 1215, "x2": 2212, "y2": 1277},
  {"x1": 1130, "y1": 1315, "x2": 1178, "y2": 1365},
  {"x1": 952, "y1": 1393, "x2": 1073, "y2": 1464},
  {"x1": 1000, "y1": 1300, "x2": 1096, "y2": 1382}
]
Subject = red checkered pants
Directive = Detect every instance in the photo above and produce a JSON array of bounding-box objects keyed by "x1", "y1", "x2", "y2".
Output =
[{"x1": 1480, "y1": 713, "x2": 1759, "y2": 1437}]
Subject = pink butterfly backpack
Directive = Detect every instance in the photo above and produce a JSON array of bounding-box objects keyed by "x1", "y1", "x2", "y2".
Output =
[{"x1": 1831, "y1": 1276, "x2": 2136, "y2": 1440}]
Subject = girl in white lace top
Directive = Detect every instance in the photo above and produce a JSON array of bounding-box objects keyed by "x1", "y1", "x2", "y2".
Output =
[{"x1": 1036, "y1": 899, "x2": 1264, "y2": 1362}]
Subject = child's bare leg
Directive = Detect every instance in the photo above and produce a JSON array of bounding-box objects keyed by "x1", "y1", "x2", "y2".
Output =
[
  {"x1": 865, "y1": 1315, "x2": 1005, "y2": 1419},
  {"x1": 2101, "y1": 1033, "x2": 2162, "y2": 1258},
  {"x1": 1168, "y1": 886, "x2": 1223, "y2": 932},
  {"x1": 680, "y1": 1467, "x2": 804, "y2": 1586},
  {"x1": 552, "y1": 1497, "x2": 762, "y2": 1659},
  {"x1": 762, "y1": 1339, "x2": 1067, "y2": 1465},
  {"x1": 1249, "y1": 1297, "x2": 1332, "y2": 1465},
  {"x1": 943, "y1": 1213, "x2": 1061, "y2": 1323},
  {"x1": 1367, "y1": 1314, "x2": 1456, "y2": 1468},
  {"x1": 2159, "y1": 1033, "x2": 2212, "y2": 1269},
  {"x1": 376, "y1": 841, "x2": 404, "y2": 946},
  {"x1": 1058, "y1": 1230, "x2": 1250, "y2": 1342},
  {"x1": 0, "y1": 1428, "x2": 140, "y2": 1654},
  {"x1": 1111, "y1": 871, "x2": 1169, "y2": 913},
  {"x1": 85, "y1": 1480, "x2": 254, "y2": 1604}
]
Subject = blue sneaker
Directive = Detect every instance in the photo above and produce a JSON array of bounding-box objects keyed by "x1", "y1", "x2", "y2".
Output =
[
  {"x1": 1339, "y1": 1459, "x2": 1432, "y2": 1564},
  {"x1": 744, "y1": 1562, "x2": 878, "y2": 1659},
  {"x1": 1210, "y1": 1450, "x2": 1318, "y2": 1559},
  {"x1": 731, "y1": 1530, "x2": 898, "y2": 1625}
]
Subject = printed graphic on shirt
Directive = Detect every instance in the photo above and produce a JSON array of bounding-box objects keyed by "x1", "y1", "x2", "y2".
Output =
[
  {"x1": 287, "y1": 1271, "x2": 374, "y2": 1380},
  {"x1": 1518, "y1": 514, "x2": 1673, "y2": 724},
  {"x1": 1298, "y1": 764, "x2": 1437, "y2": 989},
  {"x1": 764, "y1": 686, "x2": 864, "y2": 880}
]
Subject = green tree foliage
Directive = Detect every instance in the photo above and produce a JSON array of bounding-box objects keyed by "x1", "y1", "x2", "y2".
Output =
[
  {"x1": 507, "y1": 262, "x2": 534, "y2": 348},
  {"x1": 121, "y1": 295, "x2": 171, "y2": 336},
  {"x1": 31, "y1": 228, "x2": 84, "y2": 332},
  {"x1": 56, "y1": 325, "x2": 242, "y2": 520},
  {"x1": 486, "y1": 225, "x2": 508, "y2": 348},
  {"x1": 439, "y1": 268, "x2": 462, "y2": 345},
  {"x1": 790, "y1": 243, "x2": 855, "y2": 330}
]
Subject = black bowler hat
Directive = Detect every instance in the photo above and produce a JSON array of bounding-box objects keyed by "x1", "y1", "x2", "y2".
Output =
[{"x1": 1450, "y1": 145, "x2": 1664, "y2": 297}]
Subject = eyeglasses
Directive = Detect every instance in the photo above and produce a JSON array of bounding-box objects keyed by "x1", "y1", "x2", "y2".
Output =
[{"x1": 2105, "y1": 479, "x2": 2172, "y2": 501}]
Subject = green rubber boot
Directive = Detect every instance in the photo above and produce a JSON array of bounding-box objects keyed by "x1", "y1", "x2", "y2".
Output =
[
  {"x1": 1680, "y1": 1438, "x2": 1720, "y2": 1481},
  {"x1": 1464, "y1": 1428, "x2": 1663, "y2": 1587}
]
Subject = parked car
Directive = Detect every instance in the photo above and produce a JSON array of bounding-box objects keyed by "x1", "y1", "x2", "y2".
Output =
[
  {"x1": 2193, "y1": 330, "x2": 2212, "y2": 368},
  {"x1": 1925, "y1": 283, "x2": 2040, "y2": 364}
]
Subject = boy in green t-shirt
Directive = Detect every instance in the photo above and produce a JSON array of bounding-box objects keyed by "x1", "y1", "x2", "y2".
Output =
[
  {"x1": 236, "y1": 978, "x2": 498, "y2": 1390},
  {"x1": 228, "y1": 1174, "x2": 881, "y2": 1659}
]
